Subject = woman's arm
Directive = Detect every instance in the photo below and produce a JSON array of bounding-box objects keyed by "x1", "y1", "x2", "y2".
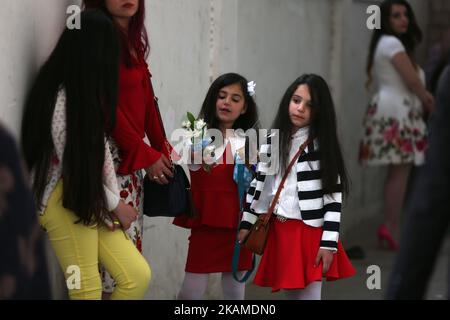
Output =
[
  {"x1": 102, "y1": 140, "x2": 139, "y2": 231},
  {"x1": 53, "y1": 92, "x2": 121, "y2": 214},
  {"x1": 112, "y1": 107, "x2": 163, "y2": 174},
  {"x1": 392, "y1": 52, "x2": 435, "y2": 113},
  {"x1": 103, "y1": 139, "x2": 120, "y2": 212}
]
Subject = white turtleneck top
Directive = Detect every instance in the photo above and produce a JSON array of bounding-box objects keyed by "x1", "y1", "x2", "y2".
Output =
[{"x1": 271, "y1": 126, "x2": 309, "y2": 220}]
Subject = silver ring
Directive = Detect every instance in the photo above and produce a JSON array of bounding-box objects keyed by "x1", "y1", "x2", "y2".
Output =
[
  {"x1": 160, "y1": 174, "x2": 165, "y2": 178},
  {"x1": 153, "y1": 176, "x2": 159, "y2": 180}
]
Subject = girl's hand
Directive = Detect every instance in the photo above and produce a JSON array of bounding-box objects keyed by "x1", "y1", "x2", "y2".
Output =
[
  {"x1": 145, "y1": 154, "x2": 174, "y2": 185},
  {"x1": 314, "y1": 248, "x2": 334, "y2": 274},
  {"x1": 238, "y1": 229, "x2": 250, "y2": 244},
  {"x1": 104, "y1": 214, "x2": 119, "y2": 232},
  {"x1": 112, "y1": 201, "x2": 138, "y2": 231}
]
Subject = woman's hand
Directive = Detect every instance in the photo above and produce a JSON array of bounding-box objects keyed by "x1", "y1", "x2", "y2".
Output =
[
  {"x1": 421, "y1": 91, "x2": 435, "y2": 114},
  {"x1": 238, "y1": 229, "x2": 250, "y2": 244},
  {"x1": 0, "y1": 275, "x2": 16, "y2": 299},
  {"x1": 145, "y1": 154, "x2": 173, "y2": 185},
  {"x1": 112, "y1": 201, "x2": 138, "y2": 231},
  {"x1": 0, "y1": 166, "x2": 14, "y2": 218},
  {"x1": 314, "y1": 248, "x2": 334, "y2": 274}
]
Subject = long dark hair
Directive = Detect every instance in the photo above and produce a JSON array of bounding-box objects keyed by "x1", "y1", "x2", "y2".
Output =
[
  {"x1": 366, "y1": 0, "x2": 422, "y2": 89},
  {"x1": 21, "y1": 10, "x2": 120, "y2": 225},
  {"x1": 199, "y1": 73, "x2": 259, "y2": 132},
  {"x1": 83, "y1": 0, "x2": 149, "y2": 66},
  {"x1": 272, "y1": 74, "x2": 349, "y2": 197}
]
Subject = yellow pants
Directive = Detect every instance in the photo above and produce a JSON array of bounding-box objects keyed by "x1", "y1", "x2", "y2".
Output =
[{"x1": 39, "y1": 181, "x2": 151, "y2": 300}]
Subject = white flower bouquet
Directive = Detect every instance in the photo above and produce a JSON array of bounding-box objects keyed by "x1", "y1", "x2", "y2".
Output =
[{"x1": 181, "y1": 112, "x2": 215, "y2": 171}]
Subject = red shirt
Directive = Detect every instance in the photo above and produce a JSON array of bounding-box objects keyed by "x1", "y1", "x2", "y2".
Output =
[{"x1": 112, "y1": 59, "x2": 169, "y2": 175}]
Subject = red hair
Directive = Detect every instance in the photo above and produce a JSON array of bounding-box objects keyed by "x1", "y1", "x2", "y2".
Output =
[{"x1": 83, "y1": 0, "x2": 149, "y2": 66}]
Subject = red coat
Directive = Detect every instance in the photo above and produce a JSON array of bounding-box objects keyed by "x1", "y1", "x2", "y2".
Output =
[{"x1": 112, "y1": 59, "x2": 169, "y2": 175}]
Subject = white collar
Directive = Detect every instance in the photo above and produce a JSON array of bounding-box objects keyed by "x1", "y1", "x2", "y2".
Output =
[
  {"x1": 214, "y1": 132, "x2": 246, "y2": 161},
  {"x1": 291, "y1": 126, "x2": 309, "y2": 141}
]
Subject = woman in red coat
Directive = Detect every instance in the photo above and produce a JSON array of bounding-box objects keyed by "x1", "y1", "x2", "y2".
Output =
[{"x1": 83, "y1": 0, "x2": 172, "y2": 295}]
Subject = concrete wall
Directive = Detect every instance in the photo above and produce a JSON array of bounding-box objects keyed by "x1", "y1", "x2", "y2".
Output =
[
  {"x1": 147, "y1": 0, "x2": 428, "y2": 299},
  {"x1": 333, "y1": 0, "x2": 429, "y2": 232},
  {"x1": 0, "y1": 0, "x2": 430, "y2": 300},
  {"x1": 427, "y1": 0, "x2": 450, "y2": 45},
  {"x1": 0, "y1": 0, "x2": 76, "y2": 137},
  {"x1": 145, "y1": 0, "x2": 334, "y2": 300}
]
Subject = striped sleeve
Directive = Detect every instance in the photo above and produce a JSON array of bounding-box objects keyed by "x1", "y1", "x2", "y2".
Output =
[
  {"x1": 319, "y1": 178, "x2": 342, "y2": 252},
  {"x1": 239, "y1": 176, "x2": 259, "y2": 230}
]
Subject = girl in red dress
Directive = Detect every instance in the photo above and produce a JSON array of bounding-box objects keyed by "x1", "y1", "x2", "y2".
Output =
[
  {"x1": 239, "y1": 74, "x2": 356, "y2": 300},
  {"x1": 83, "y1": 0, "x2": 172, "y2": 295},
  {"x1": 173, "y1": 73, "x2": 259, "y2": 300}
]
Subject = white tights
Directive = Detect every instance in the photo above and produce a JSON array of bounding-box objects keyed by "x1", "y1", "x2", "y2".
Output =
[
  {"x1": 177, "y1": 272, "x2": 246, "y2": 300},
  {"x1": 283, "y1": 281, "x2": 322, "y2": 300}
]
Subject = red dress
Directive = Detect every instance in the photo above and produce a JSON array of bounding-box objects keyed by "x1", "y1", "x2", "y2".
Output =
[
  {"x1": 173, "y1": 144, "x2": 253, "y2": 273},
  {"x1": 254, "y1": 217, "x2": 356, "y2": 292}
]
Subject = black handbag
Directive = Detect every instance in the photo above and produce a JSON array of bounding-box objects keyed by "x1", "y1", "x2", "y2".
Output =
[
  {"x1": 143, "y1": 164, "x2": 194, "y2": 217},
  {"x1": 143, "y1": 85, "x2": 196, "y2": 218}
]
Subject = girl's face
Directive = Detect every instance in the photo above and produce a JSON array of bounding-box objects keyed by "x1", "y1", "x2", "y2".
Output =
[
  {"x1": 389, "y1": 4, "x2": 409, "y2": 35},
  {"x1": 289, "y1": 84, "x2": 312, "y2": 131},
  {"x1": 215, "y1": 83, "x2": 247, "y2": 129},
  {"x1": 105, "y1": 0, "x2": 139, "y2": 25}
]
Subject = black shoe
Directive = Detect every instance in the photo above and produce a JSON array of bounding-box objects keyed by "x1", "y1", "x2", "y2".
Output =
[{"x1": 345, "y1": 246, "x2": 365, "y2": 260}]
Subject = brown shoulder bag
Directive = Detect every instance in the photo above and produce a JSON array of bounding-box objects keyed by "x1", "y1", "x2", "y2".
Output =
[{"x1": 242, "y1": 139, "x2": 310, "y2": 255}]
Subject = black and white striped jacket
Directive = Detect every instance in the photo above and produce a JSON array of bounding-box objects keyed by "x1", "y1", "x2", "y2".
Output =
[{"x1": 240, "y1": 136, "x2": 343, "y2": 251}]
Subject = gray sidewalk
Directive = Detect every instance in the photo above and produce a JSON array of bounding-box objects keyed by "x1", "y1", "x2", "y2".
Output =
[{"x1": 245, "y1": 219, "x2": 450, "y2": 300}]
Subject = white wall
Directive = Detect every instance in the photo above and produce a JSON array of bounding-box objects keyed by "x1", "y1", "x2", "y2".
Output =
[
  {"x1": 0, "y1": 0, "x2": 80, "y2": 300},
  {"x1": 0, "y1": 0, "x2": 76, "y2": 137},
  {"x1": 145, "y1": 0, "x2": 334, "y2": 300},
  {"x1": 333, "y1": 0, "x2": 430, "y2": 231}
]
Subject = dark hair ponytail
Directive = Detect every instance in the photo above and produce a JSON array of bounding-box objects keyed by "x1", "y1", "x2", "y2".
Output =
[{"x1": 21, "y1": 10, "x2": 120, "y2": 225}]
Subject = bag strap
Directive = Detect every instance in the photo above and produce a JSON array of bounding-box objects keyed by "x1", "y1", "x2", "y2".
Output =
[
  {"x1": 232, "y1": 240, "x2": 256, "y2": 283},
  {"x1": 148, "y1": 78, "x2": 166, "y2": 139},
  {"x1": 148, "y1": 79, "x2": 174, "y2": 169},
  {"x1": 232, "y1": 138, "x2": 256, "y2": 282},
  {"x1": 261, "y1": 138, "x2": 310, "y2": 224},
  {"x1": 232, "y1": 138, "x2": 309, "y2": 283}
]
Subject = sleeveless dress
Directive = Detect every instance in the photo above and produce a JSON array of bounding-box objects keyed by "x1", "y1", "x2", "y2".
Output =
[{"x1": 173, "y1": 144, "x2": 252, "y2": 273}]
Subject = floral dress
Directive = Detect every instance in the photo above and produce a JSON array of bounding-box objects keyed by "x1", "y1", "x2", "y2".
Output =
[
  {"x1": 101, "y1": 140, "x2": 144, "y2": 293},
  {"x1": 359, "y1": 35, "x2": 428, "y2": 166}
]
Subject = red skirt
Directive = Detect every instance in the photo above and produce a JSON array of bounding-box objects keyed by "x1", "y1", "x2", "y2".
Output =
[
  {"x1": 185, "y1": 226, "x2": 253, "y2": 273},
  {"x1": 254, "y1": 217, "x2": 356, "y2": 292}
]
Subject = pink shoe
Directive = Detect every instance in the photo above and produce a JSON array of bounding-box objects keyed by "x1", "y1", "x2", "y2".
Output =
[{"x1": 377, "y1": 224, "x2": 399, "y2": 251}]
